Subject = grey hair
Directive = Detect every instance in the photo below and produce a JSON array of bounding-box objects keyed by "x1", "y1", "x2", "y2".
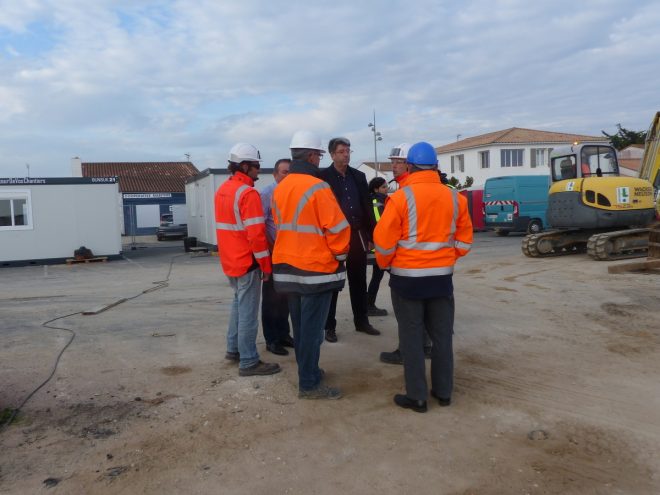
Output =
[{"x1": 291, "y1": 148, "x2": 314, "y2": 161}]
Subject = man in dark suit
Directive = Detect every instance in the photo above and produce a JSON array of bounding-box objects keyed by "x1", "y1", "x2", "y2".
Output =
[{"x1": 320, "y1": 137, "x2": 381, "y2": 342}]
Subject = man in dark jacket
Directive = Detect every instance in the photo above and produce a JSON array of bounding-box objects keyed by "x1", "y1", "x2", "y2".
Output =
[{"x1": 320, "y1": 137, "x2": 380, "y2": 342}]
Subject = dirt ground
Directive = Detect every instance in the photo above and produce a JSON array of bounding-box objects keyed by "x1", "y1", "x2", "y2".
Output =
[{"x1": 1, "y1": 233, "x2": 659, "y2": 494}]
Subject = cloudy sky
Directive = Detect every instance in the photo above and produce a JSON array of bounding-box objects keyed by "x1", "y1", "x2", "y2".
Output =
[{"x1": 1, "y1": 0, "x2": 658, "y2": 177}]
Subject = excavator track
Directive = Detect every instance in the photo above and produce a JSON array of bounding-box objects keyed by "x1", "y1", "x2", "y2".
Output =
[
  {"x1": 522, "y1": 230, "x2": 590, "y2": 258},
  {"x1": 586, "y1": 228, "x2": 650, "y2": 261}
]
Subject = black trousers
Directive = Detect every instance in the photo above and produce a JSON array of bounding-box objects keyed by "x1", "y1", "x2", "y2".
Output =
[
  {"x1": 391, "y1": 289, "x2": 454, "y2": 401},
  {"x1": 325, "y1": 230, "x2": 370, "y2": 330},
  {"x1": 261, "y1": 277, "x2": 291, "y2": 344},
  {"x1": 367, "y1": 263, "x2": 384, "y2": 298}
]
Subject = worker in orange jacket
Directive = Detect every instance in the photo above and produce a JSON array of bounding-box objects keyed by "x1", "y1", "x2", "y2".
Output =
[
  {"x1": 272, "y1": 130, "x2": 350, "y2": 400},
  {"x1": 215, "y1": 143, "x2": 280, "y2": 377},
  {"x1": 374, "y1": 141, "x2": 473, "y2": 413},
  {"x1": 380, "y1": 142, "x2": 432, "y2": 365}
]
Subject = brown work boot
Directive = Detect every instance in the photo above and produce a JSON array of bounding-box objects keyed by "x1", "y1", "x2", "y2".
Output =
[
  {"x1": 239, "y1": 361, "x2": 281, "y2": 376},
  {"x1": 299, "y1": 385, "x2": 342, "y2": 400}
]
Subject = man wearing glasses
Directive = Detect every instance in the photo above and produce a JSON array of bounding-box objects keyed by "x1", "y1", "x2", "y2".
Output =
[
  {"x1": 320, "y1": 137, "x2": 381, "y2": 342},
  {"x1": 215, "y1": 143, "x2": 281, "y2": 377}
]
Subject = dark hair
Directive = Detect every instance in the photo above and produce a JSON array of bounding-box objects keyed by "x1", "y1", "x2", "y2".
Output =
[
  {"x1": 273, "y1": 158, "x2": 291, "y2": 174},
  {"x1": 328, "y1": 137, "x2": 350, "y2": 154},
  {"x1": 368, "y1": 176, "x2": 387, "y2": 193},
  {"x1": 228, "y1": 162, "x2": 241, "y2": 174}
]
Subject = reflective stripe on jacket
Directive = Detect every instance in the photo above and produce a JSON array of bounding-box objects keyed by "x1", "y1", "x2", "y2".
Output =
[
  {"x1": 272, "y1": 161, "x2": 350, "y2": 294},
  {"x1": 214, "y1": 171, "x2": 271, "y2": 277},
  {"x1": 371, "y1": 192, "x2": 386, "y2": 222},
  {"x1": 374, "y1": 170, "x2": 472, "y2": 278},
  {"x1": 372, "y1": 198, "x2": 382, "y2": 222}
]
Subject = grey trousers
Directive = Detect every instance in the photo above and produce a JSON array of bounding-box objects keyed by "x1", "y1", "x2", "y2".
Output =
[{"x1": 391, "y1": 290, "x2": 455, "y2": 401}]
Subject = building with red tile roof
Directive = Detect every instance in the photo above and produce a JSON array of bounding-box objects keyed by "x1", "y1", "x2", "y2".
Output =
[
  {"x1": 74, "y1": 158, "x2": 199, "y2": 236},
  {"x1": 434, "y1": 127, "x2": 608, "y2": 188}
]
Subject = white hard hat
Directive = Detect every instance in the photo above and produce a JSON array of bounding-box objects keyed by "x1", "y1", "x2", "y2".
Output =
[
  {"x1": 389, "y1": 143, "x2": 410, "y2": 160},
  {"x1": 289, "y1": 130, "x2": 324, "y2": 152},
  {"x1": 228, "y1": 143, "x2": 262, "y2": 164}
]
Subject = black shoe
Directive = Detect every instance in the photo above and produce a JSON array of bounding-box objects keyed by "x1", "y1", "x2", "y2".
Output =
[
  {"x1": 239, "y1": 361, "x2": 281, "y2": 376},
  {"x1": 430, "y1": 390, "x2": 451, "y2": 407},
  {"x1": 424, "y1": 347, "x2": 432, "y2": 359},
  {"x1": 280, "y1": 335, "x2": 295, "y2": 348},
  {"x1": 367, "y1": 305, "x2": 388, "y2": 317},
  {"x1": 380, "y1": 349, "x2": 403, "y2": 365},
  {"x1": 356, "y1": 324, "x2": 381, "y2": 336},
  {"x1": 225, "y1": 351, "x2": 240, "y2": 362},
  {"x1": 266, "y1": 342, "x2": 288, "y2": 356},
  {"x1": 325, "y1": 328, "x2": 337, "y2": 343},
  {"x1": 393, "y1": 394, "x2": 427, "y2": 413}
]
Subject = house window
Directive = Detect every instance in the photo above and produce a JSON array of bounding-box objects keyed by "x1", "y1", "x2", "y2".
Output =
[
  {"x1": 451, "y1": 154, "x2": 464, "y2": 173},
  {"x1": 501, "y1": 149, "x2": 523, "y2": 167},
  {"x1": 530, "y1": 148, "x2": 552, "y2": 168},
  {"x1": 0, "y1": 190, "x2": 33, "y2": 230},
  {"x1": 479, "y1": 151, "x2": 490, "y2": 169}
]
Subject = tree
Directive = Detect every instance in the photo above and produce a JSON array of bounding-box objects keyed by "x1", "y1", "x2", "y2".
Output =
[
  {"x1": 602, "y1": 124, "x2": 647, "y2": 150},
  {"x1": 446, "y1": 175, "x2": 473, "y2": 190}
]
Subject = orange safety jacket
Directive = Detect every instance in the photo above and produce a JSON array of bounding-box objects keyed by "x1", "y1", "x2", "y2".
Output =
[
  {"x1": 271, "y1": 161, "x2": 350, "y2": 294},
  {"x1": 214, "y1": 171, "x2": 271, "y2": 277},
  {"x1": 395, "y1": 171, "x2": 410, "y2": 185},
  {"x1": 374, "y1": 170, "x2": 473, "y2": 277}
]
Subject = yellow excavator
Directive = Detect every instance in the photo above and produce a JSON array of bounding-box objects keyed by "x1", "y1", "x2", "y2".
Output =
[{"x1": 522, "y1": 112, "x2": 660, "y2": 260}]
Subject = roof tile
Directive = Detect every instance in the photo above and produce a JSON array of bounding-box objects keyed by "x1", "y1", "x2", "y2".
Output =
[
  {"x1": 81, "y1": 162, "x2": 199, "y2": 193},
  {"x1": 435, "y1": 127, "x2": 608, "y2": 154}
]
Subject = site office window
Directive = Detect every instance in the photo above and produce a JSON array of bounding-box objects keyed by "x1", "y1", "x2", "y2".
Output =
[
  {"x1": 500, "y1": 149, "x2": 524, "y2": 167},
  {"x1": 0, "y1": 190, "x2": 33, "y2": 230}
]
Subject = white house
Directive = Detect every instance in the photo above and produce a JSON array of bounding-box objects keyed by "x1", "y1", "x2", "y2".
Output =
[{"x1": 435, "y1": 128, "x2": 608, "y2": 188}]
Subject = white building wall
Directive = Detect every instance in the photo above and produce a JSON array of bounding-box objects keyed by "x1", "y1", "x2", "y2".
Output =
[
  {"x1": 1, "y1": 182, "x2": 122, "y2": 263},
  {"x1": 439, "y1": 143, "x2": 556, "y2": 188}
]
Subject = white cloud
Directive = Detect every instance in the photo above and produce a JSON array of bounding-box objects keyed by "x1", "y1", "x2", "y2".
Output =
[{"x1": 0, "y1": 0, "x2": 659, "y2": 176}]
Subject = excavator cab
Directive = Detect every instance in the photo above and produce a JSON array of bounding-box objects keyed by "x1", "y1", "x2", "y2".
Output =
[
  {"x1": 547, "y1": 143, "x2": 654, "y2": 230},
  {"x1": 551, "y1": 144, "x2": 618, "y2": 182},
  {"x1": 522, "y1": 141, "x2": 657, "y2": 260}
]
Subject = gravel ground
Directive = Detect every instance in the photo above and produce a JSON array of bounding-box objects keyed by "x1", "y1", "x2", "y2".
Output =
[{"x1": 1, "y1": 232, "x2": 659, "y2": 494}]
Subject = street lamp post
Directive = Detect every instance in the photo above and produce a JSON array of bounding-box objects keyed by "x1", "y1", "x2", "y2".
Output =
[{"x1": 368, "y1": 110, "x2": 382, "y2": 177}]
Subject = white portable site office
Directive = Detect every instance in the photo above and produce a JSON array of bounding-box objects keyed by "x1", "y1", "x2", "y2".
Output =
[
  {"x1": 185, "y1": 168, "x2": 275, "y2": 249},
  {"x1": 0, "y1": 177, "x2": 122, "y2": 266}
]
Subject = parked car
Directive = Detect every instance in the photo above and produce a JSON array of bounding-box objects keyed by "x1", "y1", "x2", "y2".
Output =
[{"x1": 157, "y1": 213, "x2": 188, "y2": 241}]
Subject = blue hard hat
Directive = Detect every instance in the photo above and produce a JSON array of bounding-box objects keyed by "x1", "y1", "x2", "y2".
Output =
[{"x1": 407, "y1": 142, "x2": 438, "y2": 168}]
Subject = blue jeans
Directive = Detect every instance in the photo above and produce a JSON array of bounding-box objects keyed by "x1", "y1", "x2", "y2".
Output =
[
  {"x1": 288, "y1": 291, "x2": 333, "y2": 391},
  {"x1": 227, "y1": 269, "x2": 261, "y2": 369}
]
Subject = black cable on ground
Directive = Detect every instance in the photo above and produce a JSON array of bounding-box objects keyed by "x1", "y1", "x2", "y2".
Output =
[
  {"x1": 0, "y1": 312, "x2": 79, "y2": 433},
  {"x1": 0, "y1": 252, "x2": 190, "y2": 433}
]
